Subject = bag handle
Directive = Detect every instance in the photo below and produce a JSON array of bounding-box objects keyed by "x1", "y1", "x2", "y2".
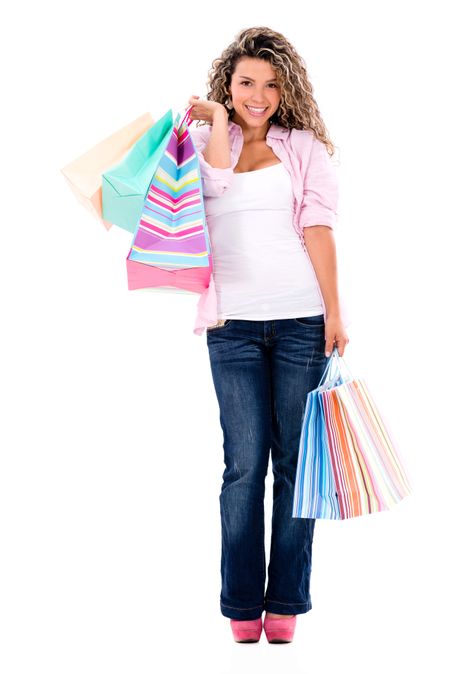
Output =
[
  {"x1": 178, "y1": 105, "x2": 195, "y2": 130},
  {"x1": 317, "y1": 345, "x2": 354, "y2": 388}
]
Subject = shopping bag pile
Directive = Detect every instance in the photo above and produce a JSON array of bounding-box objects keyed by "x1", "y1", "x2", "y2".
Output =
[
  {"x1": 125, "y1": 106, "x2": 213, "y2": 294},
  {"x1": 61, "y1": 105, "x2": 213, "y2": 297},
  {"x1": 101, "y1": 109, "x2": 174, "y2": 234},
  {"x1": 292, "y1": 346, "x2": 412, "y2": 520}
]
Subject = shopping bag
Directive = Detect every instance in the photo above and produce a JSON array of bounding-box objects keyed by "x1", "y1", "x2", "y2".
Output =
[
  {"x1": 101, "y1": 109, "x2": 174, "y2": 234},
  {"x1": 292, "y1": 346, "x2": 413, "y2": 520},
  {"x1": 125, "y1": 105, "x2": 213, "y2": 293},
  {"x1": 61, "y1": 112, "x2": 153, "y2": 230}
]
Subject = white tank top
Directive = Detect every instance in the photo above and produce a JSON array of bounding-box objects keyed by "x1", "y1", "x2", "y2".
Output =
[{"x1": 204, "y1": 161, "x2": 324, "y2": 320}]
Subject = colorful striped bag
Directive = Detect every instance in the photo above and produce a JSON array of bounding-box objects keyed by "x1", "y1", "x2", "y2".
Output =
[
  {"x1": 126, "y1": 106, "x2": 213, "y2": 294},
  {"x1": 292, "y1": 346, "x2": 413, "y2": 520}
]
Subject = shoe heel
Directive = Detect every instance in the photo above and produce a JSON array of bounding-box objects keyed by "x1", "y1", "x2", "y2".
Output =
[
  {"x1": 230, "y1": 617, "x2": 263, "y2": 643},
  {"x1": 263, "y1": 615, "x2": 297, "y2": 643}
]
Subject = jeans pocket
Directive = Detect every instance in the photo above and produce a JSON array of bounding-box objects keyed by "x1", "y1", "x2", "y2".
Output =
[
  {"x1": 293, "y1": 314, "x2": 325, "y2": 327},
  {"x1": 206, "y1": 319, "x2": 232, "y2": 332}
]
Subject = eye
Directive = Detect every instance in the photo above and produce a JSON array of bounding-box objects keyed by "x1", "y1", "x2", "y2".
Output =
[{"x1": 240, "y1": 81, "x2": 278, "y2": 87}]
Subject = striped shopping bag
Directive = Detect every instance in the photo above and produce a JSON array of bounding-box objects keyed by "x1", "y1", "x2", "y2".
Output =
[
  {"x1": 292, "y1": 346, "x2": 412, "y2": 520},
  {"x1": 125, "y1": 105, "x2": 213, "y2": 294}
]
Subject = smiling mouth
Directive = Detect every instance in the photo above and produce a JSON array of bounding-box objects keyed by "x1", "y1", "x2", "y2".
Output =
[{"x1": 245, "y1": 105, "x2": 269, "y2": 116}]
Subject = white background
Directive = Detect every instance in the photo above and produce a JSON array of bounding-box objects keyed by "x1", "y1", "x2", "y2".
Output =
[{"x1": 1, "y1": 0, "x2": 449, "y2": 672}]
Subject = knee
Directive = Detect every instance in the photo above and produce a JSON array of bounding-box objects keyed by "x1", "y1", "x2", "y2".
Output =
[{"x1": 221, "y1": 460, "x2": 267, "y2": 491}]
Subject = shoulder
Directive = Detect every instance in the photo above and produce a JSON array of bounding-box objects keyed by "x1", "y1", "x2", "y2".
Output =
[
  {"x1": 287, "y1": 128, "x2": 333, "y2": 168},
  {"x1": 287, "y1": 127, "x2": 316, "y2": 152},
  {"x1": 281, "y1": 128, "x2": 316, "y2": 171}
]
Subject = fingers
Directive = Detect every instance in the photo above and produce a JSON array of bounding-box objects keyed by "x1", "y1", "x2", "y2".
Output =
[
  {"x1": 186, "y1": 95, "x2": 201, "y2": 113},
  {"x1": 325, "y1": 340, "x2": 334, "y2": 358},
  {"x1": 325, "y1": 337, "x2": 349, "y2": 358}
]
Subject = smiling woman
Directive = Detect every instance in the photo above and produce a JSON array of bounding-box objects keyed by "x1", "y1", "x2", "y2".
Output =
[
  {"x1": 191, "y1": 26, "x2": 338, "y2": 156},
  {"x1": 186, "y1": 25, "x2": 350, "y2": 644},
  {"x1": 229, "y1": 61, "x2": 281, "y2": 127}
]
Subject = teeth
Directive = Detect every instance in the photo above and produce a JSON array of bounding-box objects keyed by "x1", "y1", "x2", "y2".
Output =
[{"x1": 246, "y1": 106, "x2": 267, "y2": 113}]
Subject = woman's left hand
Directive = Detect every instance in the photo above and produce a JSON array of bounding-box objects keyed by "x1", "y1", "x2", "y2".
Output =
[{"x1": 324, "y1": 313, "x2": 349, "y2": 357}]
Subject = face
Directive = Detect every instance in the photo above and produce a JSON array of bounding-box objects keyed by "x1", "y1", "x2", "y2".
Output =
[{"x1": 228, "y1": 57, "x2": 282, "y2": 130}]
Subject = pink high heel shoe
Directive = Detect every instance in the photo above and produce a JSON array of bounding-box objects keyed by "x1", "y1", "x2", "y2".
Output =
[
  {"x1": 230, "y1": 617, "x2": 263, "y2": 643},
  {"x1": 263, "y1": 614, "x2": 297, "y2": 643}
]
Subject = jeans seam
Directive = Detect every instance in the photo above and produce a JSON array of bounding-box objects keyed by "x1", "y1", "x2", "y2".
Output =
[
  {"x1": 265, "y1": 599, "x2": 310, "y2": 605},
  {"x1": 221, "y1": 602, "x2": 264, "y2": 610}
]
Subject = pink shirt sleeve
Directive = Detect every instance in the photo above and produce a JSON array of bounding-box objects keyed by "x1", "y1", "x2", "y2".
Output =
[
  {"x1": 190, "y1": 124, "x2": 234, "y2": 198},
  {"x1": 298, "y1": 135, "x2": 339, "y2": 231}
]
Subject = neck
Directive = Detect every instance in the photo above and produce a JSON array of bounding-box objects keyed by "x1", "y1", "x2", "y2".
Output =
[{"x1": 230, "y1": 111, "x2": 271, "y2": 142}]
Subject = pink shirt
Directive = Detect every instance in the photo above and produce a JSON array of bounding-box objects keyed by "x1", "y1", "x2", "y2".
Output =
[{"x1": 190, "y1": 119, "x2": 350, "y2": 335}]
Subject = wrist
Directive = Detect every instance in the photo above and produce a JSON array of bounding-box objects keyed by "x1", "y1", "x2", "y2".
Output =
[
  {"x1": 212, "y1": 106, "x2": 228, "y2": 123},
  {"x1": 326, "y1": 309, "x2": 342, "y2": 319}
]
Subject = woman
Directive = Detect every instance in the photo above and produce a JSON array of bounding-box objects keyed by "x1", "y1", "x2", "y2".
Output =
[{"x1": 187, "y1": 26, "x2": 349, "y2": 644}]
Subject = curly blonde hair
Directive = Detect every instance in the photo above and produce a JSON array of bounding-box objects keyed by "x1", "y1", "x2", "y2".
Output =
[{"x1": 196, "y1": 26, "x2": 337, "y2": 159}]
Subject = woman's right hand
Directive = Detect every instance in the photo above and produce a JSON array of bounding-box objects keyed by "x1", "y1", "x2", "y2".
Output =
[{"x1": 187, "y1": 95, "x2": 227, "y2": 123}]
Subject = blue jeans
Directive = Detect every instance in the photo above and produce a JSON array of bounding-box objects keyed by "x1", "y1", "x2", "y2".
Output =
[{"x1": 206, "y1": 315, "x2": 328, "y2": 620}]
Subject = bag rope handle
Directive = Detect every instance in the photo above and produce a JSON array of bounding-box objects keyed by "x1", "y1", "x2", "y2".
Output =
[{"x1": 317, "y1": 345, "x2": 354, "y2": 389}]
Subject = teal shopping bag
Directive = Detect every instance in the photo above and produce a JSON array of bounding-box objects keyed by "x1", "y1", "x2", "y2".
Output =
[{"x1": 101, "y1": 108, "x2": 174, "y2": 233}]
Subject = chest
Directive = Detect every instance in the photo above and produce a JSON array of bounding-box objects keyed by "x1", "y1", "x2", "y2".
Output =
[
  {"x1": 233, "y1": 140, "x2": 282, "y2": 174},
  {"x1": 228, "y1": 134, "x2": 306, "y2": 247}
]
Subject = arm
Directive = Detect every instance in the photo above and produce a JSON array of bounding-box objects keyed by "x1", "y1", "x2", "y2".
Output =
[
  {"x1": 299, "y1": 135, "x2": 349, "y2": 355},
  {"x1": 303, "y1": 226, "x2": 341, "y2": 317},
  {"x1": 190, "y1": 109, "x2": 234, "y2": 197},
  {"x1": 203, "y1": 107, "x2": 232, "y2": 168}
]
